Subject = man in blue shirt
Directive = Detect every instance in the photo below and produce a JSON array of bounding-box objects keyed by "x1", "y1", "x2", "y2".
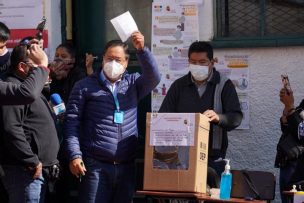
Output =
[{"x1": 64, "y1": 31, "x2": 160, "y2": 203}]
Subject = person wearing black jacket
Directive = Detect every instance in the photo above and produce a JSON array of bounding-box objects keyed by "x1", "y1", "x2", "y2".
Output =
[
  {"x1": 0, "y1": 44, "x2": 49, "y2": 105},
  {"x1": 275, "y1": 87, "x2": 304, "y2": 203},
  {"x1": 159, "y1": 42, "x2": 243, "y2": 179},
  {"x1": 47, "y1": 43, "x2": 86, "y2": 202},
  {"x1": 49, "y1": 43, "x2": 86, "y2": 104},
  {"x1": 0, "y1": 43, "x2": 49, "y2": 203},
  {"x1": 0, "y1": 44, "x2": 59, "y2": 203}
]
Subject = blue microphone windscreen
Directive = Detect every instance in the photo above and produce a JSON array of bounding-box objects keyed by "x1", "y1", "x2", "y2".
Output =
[{"x1": 50, "y1": 93, "x2": 62, "y2": 105}]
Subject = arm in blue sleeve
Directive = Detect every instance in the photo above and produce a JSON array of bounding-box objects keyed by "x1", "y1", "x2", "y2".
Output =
[{"x1": 63, "y1": 81, "x2": 86, "y2": 161}]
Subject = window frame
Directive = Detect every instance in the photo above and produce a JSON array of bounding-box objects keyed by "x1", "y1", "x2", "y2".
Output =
[{"x1": 212, "y1": 0, "x2": 304, "y2": 48}]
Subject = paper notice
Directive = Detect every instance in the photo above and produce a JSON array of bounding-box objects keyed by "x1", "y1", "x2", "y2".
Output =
[
  {"x1": 110, "y1": 11, "x2": 138, "y2": 42},
  {"x1": 150, "y1": 113, "x2": 195, "y2": 146}
]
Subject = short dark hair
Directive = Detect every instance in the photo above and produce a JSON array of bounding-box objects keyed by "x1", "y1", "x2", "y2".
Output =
[
  {"x1": 103, "y1": 40, "x2": 130, "y2": 60},
  {"x1": 188, "y1": 41, "x2": 213, "y2": 60},
  {"x1": 9, "y1": 44, "x2": 28, "y2": 72},
  {"x1": 56, "y1": 43, "x2": 76, "y2": 58},
  {"x1": 0, "y1": 22, "x2": 10, "y2": 42}
]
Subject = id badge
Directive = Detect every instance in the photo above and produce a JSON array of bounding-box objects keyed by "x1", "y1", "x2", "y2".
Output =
[{"x1": 114, "y1": 110, "x2": 124, "y2": 124}]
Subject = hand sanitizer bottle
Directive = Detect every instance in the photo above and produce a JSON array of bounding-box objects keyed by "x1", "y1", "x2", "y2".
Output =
[
  {"x1": 290, "y1": 185, "x2": 297, "y2": 192},
  {"x1": 219, "y1": 159, "x2": 232, "y2": 200}
]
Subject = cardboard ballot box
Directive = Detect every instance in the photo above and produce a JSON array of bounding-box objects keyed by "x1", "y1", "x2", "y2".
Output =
[
  {"x1": 143, "y1": 113, "x2": 210, "y2": 193},
  {"x1": 294, "y1": 193, "x2": 304, "y2": 203}
]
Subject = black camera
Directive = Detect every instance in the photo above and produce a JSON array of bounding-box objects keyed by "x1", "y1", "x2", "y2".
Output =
[
  {"x1": 19, "y1": 17, "x2": 46, "y2": 49},
  {"x1": 36, "y1": 16, "x2": 46, "y2": 41}
]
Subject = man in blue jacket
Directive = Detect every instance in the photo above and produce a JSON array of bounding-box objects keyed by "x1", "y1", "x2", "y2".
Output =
[{"x1": 64, "y1": 31, "x2": 160, "y2": 203}]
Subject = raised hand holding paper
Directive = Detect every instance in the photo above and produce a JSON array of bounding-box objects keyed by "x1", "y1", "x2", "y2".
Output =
[{"x1": 110, "y1": 11, "x2": 138, "y2": 42}]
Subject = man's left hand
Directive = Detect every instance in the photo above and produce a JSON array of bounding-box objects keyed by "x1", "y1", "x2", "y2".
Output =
[
  {"x1": 131, "y1": 31, "x2": 144, "y2": 50},
  {"x1": 203, "y1": 110, "x2": 220, "y2": 123}
]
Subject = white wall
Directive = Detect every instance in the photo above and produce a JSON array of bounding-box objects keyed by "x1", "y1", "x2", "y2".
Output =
[
  {"x1": 198, "y1": 0, "x2": 214, "y2": 41},
  {"x1": 45, "y1": 0, "x2": 62, "y2": 60},
  {"x1": 216, "y1": 46, "x2": 304, "y2": 202},
  {"x1": 200, "y1": 1, "x2": 304, "y2": 202}
]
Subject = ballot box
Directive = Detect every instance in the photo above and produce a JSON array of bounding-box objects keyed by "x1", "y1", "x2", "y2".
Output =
[{"x1": 143, "y1": 113, "x2": 210, "y2": 193}]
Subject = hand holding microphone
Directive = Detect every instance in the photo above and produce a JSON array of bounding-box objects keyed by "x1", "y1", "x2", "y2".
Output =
[{"x1": 50, "y1": 93, "x2": 66, "y2": 116}]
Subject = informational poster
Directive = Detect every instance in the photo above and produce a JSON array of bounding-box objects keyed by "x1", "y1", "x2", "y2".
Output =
[
  {"x1": 151, "y1": 0, "x2": 200, "y2": 111},
  {"x1": 216, "y1": 55, "x2": 250, "y2": 129},
  {"x1": 151, "y1": 1, "x2": 249, "y2": 129},
  {"x1": 150, "y1": 113, "x2": 195, "y2": 146},
  {"x1": 0, "y1": 0, "x2": 48, "y2": 48},
  {"x1": 153, "y1": 0, "x2": 204, "y2": 4}
]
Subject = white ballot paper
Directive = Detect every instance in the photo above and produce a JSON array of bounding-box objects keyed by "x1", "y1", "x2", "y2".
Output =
[{"x1": 110, "y1": 11, "x2": 138, "y2": 42}]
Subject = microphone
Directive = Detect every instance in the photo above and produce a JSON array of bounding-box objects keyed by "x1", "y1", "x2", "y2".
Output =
[{"x1": 50, "y1": 93, "x2": 66, "y2": 116}]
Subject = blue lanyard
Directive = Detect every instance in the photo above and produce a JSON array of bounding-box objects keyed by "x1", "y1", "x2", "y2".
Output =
[
  {"x1": 113, "y1": 94, "x2": 120, "y2": 111},
  {"x1": 99, "y1": 72, "x2": 120, "y2": 111}
]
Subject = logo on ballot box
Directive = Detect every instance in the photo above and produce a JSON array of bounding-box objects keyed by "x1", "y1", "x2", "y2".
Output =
[
  {"x1": 200, "y1": 152, "x2": 206, "y2": 161},
  {"x1": 53, "y1": 103, "x2": 66, "y2": 115}
]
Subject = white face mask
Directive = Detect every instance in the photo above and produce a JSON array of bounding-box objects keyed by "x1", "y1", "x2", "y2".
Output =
[
  {"x1": 189, "y1": 64, "x2": 209, "y2": 81},
  {"x1": 103, "y1": 60, "x2": 125, "y2": 80}
]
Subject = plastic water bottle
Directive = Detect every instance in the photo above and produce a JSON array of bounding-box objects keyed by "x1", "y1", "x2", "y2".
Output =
[{"x1": 220, "y1": 159, "x2": 232, "y2": 200}]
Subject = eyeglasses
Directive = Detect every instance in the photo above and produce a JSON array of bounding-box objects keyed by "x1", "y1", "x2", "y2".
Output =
[{"x1": 22, "y1": 61, "x2": 34, "y2": 67}]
